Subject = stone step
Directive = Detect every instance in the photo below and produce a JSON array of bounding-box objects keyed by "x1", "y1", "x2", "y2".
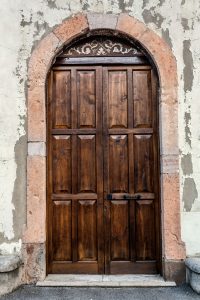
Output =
[{"x1": 37, "y1": 274, "x2": 176, "y2": 287}]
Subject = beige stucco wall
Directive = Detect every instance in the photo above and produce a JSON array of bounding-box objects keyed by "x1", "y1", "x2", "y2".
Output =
[{"x1": 0, "y1": 0, "x2": 200, "y2": 257}]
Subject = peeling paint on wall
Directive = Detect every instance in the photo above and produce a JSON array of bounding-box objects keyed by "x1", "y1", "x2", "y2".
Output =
[
  {"x1": 161, "y1": 28, "x2": 172, "y2": 48},
  {"x1": 181, "y1": 153, "x2": 193, "y2": 176},
  {"x1": 181, "y1": 18, "x2": 190, "y2": 31},
  {"x1": 46, "y1": 0, "x2": 57, "y2": 9},
  {"x1": 183, "y1": 40, "x2": 194, "y2": 92},
  {"x1": 183, "y1": 178, "x2": 198, "y2": 212},
  {"x1": 142, "y1": 8, "x2": 164, "y2": 29},
  {"x1": 184, "y1": 111, "x2": 191, "y2": 147},
  {"x1": 12, "y1": 135, "x2": 27, "y2": 240}
]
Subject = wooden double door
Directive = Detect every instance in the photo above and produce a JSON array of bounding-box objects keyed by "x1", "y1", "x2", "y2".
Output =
[{"x1": 47, "y1": 65, "x2": 160, "y2": 275}]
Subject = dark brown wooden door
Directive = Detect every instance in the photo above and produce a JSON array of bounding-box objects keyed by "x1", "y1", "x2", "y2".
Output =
[{"x1": 47, "y1": 65, "x2": 160, "y2": 275}]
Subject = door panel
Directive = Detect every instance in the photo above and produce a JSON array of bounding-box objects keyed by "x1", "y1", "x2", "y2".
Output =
[
  {"x1": 135, "y1": 200, "x2": 155, "y2": 260},
  {"x1": 77, "y1": 70, "x2": 96, "y2": 128},
  {"x1": 53, "y1": 71, "x2": 71, "y2": 128},
  {"x1": 48, "y1": 64, "x2": 160, "y2": 275},
  {"x1": 52, "y1": 201, "x2": 72, "y2": 261},
  {"x1": 103, "y1": 66, "x2": 159, "y2": 274},
  {"x1": 109, "y1": 135, "x2": 128, "y2": 193},
  {"x1": 48, "y1": 66, "x2": 103, "y2": 274},
  {"x1": 108, "y1": 71, "x2": 128, "y2": 128},
  {"x1": 78, "y1": 200, "x2": 97, "y2": 261},
  {"x1": 133, "y1": 134, "x2": 153, "y2": 193},
  {"x1": 77, "y1": 135, "x2": 96, "y2": 193},
  {"x1": 111, "y1": 200, "x2": 129, "y2": 260},
  {"x1": 133, "y1": 70, "x2": 152, "y2": 128},
  {"x1": 52, "y1": 135, "x2": 72, "y2": 194}
]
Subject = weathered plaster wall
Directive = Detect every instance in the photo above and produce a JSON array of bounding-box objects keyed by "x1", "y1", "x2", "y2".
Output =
[{"x1": 0, "y1": 0, "x2": 200, "y2": 256}]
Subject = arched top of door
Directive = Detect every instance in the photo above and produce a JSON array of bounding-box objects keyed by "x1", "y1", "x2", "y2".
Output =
[{"x1": 53, "y1": 31, "x2": 152, "y2": 66}]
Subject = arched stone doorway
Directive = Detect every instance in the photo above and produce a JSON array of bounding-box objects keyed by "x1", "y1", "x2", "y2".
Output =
[
  {"x1": 23, "y1": 13, "x2": 185, "y2": 284},
  {"x1": 47, "y1": 32, "x2": 160, "y2": 275}
]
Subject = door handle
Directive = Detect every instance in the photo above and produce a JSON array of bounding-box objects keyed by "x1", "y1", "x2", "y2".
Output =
[
  {"x1": 106, "y1": 194, "x2": 141, "y2": 200},
  {"x1": 123, "y1": 194, "x2": 141, "y2": 200}
]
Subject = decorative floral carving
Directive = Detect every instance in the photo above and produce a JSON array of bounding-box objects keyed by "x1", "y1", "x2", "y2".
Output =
[{"x1": 63, "y1": 38, "x2": 142, "y2": 57}]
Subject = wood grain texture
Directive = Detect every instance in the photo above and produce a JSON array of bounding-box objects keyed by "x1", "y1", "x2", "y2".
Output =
[
  {"x1": 53, "y1": 71, "x2": 71, "y2": 128},
  {"x1": 77, "y1": 135, "x2": 96, "y2": 193},
  {"x1": 109, "y1": 135, "x2": 128, "y2": 193},
  {"x1": 133, "y1": 70, "x2": 152, "y2": 128},
  {"x1": 108, "y1": 71, "x2": 128, "y2": 128},
  {"x1": 52, "y1": 135, "x2": 72, "y2": 193},
  {"x1": 135, "y1": 200, "x2": 156, "y2": 260},
  {"x1": 111, "y1": 201, "x2": 129, "y2": 260},
  {"x1": 52, "y1": 201, "x2": 72, "y2": 261},
  {"x1": 134, "y1": 134, "x2": 153, "y2": 193},
  {"x1": 78, "y1": 200, "x2": 97, "y2": 261},
  {"x1": 77, "y1": 71, "x2": 96, "y2": 128}
]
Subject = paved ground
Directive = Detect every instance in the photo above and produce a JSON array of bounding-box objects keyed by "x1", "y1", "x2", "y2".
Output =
[{"x1": 0, "y1": 285, "x2": 199, "y2": 300}]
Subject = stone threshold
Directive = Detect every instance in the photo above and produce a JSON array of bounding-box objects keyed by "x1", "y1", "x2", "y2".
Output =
[{"x1": 37, "y1": 274, "x2": 176, "y2": 287}]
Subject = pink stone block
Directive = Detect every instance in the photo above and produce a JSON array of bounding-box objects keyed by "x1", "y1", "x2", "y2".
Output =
[
  {"x1": 139, "y1": 29, "x2": 178, "y2": 90},
  {"x1": 28, "y1": 33, "x2": 61, "y2": 90},
  {"x1": 162, "y1": 174, "x2": 186, "y2": 260},
  {"x1": 160, "y1": 102, "x2": 179, "y2": 155},
  {"x1": 87, "y1": 13, "x2": 118, "y2": 30},
  {"x1": 23, "y1": 156, "x2": 46, "y2": 243},
  {"x1": 28, "y1": 85, "x2": 46, "y2": 142},
  {"x1": 117, "y1": 13, "x2": 147, "y2": 39},
  {"x1": 53, "y1": 14, "x2": 89, "y2": 43}
]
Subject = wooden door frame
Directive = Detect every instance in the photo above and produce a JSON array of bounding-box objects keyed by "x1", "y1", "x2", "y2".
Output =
[
  {"x1": 47, "y1": 62, "x2": 161, "y2": 275},
  {"x1": 24, "y1": 13, "x2": 186, "y2": 285}
]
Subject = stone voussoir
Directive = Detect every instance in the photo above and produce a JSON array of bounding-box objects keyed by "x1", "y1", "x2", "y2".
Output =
[
  {"x1": 87, "y1": 13, "x2": 118, "y2": 30},
  {"x1": 53, "y1": 13, "x2": 89, "y2": 43},
  {"x1": 116, "y1": 13, "x2": 147, "y2": 39}
]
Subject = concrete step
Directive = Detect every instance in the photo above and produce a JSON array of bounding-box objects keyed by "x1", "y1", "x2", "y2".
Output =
[{"x1": 37, "y1": 274, "x2": 176, "y2": 287}]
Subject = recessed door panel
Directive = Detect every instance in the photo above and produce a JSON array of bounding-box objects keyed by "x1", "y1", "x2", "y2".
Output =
[
  {"x1": 52, "y1": 135, "x2": 72, "y2": 193},
  {"x1": 109, "y1": 135, "x2": 128, "y2": 193},
  {"x1": 111, "y1": 200, "x2": 129, "y2": 260},
  {"x1": 135, "y1": 200, "x2": 155, "y2": 260},
  {"x1": 52, "y1": 201, "x2": 72, "y2": 261},
  {"x1": 108, "y1": 71, "x2": 128, "y2": 128},
  {"x1": 77, "y1": 135, "x2": 96, "y2": 193},
  {"x1": 78, "y1": 200, "x2": 97, "y2": 261},
  {"x1": 134, "y1": 134, "x2": 153, "y2": 193},
  {"x1": 77, "y1": 71, "x2": 96, "y2": 128},
  {"x1": 53, "y1": 71, "x2": 71, "y2": 128},
  {"x1": 133, "y1": 70, "x2": 152, "y2": 128}
]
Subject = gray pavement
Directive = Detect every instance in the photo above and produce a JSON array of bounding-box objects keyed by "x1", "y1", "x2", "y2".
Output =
[{"x1": 0, "y1": 285, "x2": 199, "y2": 300}]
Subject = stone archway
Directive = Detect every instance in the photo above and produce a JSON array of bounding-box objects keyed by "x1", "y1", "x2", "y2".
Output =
[{"x1": 22, "y1": 13, "x2": 185, "y2": 284}]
